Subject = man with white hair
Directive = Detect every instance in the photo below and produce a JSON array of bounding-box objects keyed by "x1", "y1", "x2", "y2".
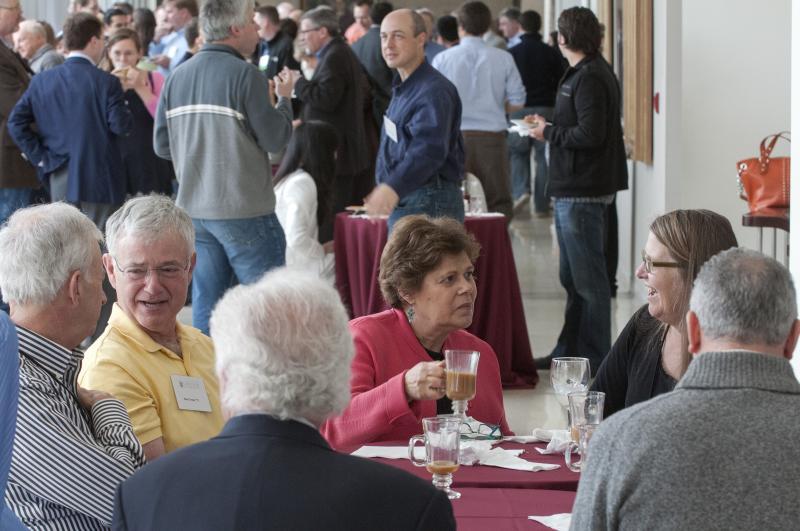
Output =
[
  {"x1": 14, "y1": 20, "x2": 63, "y2": 73},
  {"x1": 80, "y1": 195, "x2": 224, "y2": 463},
  {"x1": 155, "y1": 0, "x2": 296, "y2": 335},
  {"x1": 112, "y1": 268, "x2": 456, "y2": 530},
  {"x1": 0, "y1": 203, "x2": 145, "y2": 529},
  {"x1": 571, "y1": 248, "x2": 800, "y2": 529}
]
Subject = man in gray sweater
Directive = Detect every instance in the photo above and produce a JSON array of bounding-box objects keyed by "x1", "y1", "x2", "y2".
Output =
[
  {"x1": 155, "y1": 0, "x2": 295, "y2": 334},
  {"x1": 571, "y1": 247, "x2": 800, "y2": 530}
]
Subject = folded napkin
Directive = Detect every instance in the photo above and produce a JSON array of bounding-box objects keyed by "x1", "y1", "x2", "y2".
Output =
[
  {"x1": 528, "y1": 513, "x2": 572, "y2": 531},
  {"x1": 479, "y1": 447, "x2": 559, "y2": 472},
  {"x1": 464, "y1": 212, "x2": 505, "y2": 218},
  {"x1": 534, "y1": 430, "x2": 572, "y2": 455},
  {"x1": 508, "y1": 125, "x2": 531, "y2": 137},
  {"x1": 351, "y1": 446, "x2": 412, "y2": 460}
]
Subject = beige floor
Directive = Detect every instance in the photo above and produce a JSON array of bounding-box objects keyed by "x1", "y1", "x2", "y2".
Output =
[
  {"x1": 178, "y1": 211, "x2": 642, "y2": 434},
  {"x1": 503, "y1": 212, "x2": 639, "y2": 435}
]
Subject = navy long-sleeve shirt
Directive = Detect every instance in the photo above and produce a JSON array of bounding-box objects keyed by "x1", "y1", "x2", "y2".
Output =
[{"x1": 375, "y1": 61, "x2": 464, "y2": 199}]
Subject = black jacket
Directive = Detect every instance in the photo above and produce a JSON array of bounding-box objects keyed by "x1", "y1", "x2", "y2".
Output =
[
  {"x1": 352, "y1": 26, "x2": 393, "y2": 98},
  {"x1": 113, "y1": 415, "x2": 456, "y2": 531},
  {"x1": 295, "y1": 37, "x2": 371, "y2": 176},
  {"x1": 251, "y1": 30, "x2": 300, "y2": 80},
  {"x1": 545, "y1": 54, "x2": 628, "y2": 198},
  {"x1": 509, "y1": 33, "x2": 565, "y2": 107}
]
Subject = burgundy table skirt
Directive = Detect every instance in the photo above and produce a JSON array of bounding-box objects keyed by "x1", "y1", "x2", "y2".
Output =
[
  {"x1": 365, "y1": 441, "x2": 579, "y2": 491},
  {"x1": 453, "y1": 488, "x2": 575, "y2": 531},
  {"x1": 334, "y1": 212, "x2": 538, "y2": 388}
]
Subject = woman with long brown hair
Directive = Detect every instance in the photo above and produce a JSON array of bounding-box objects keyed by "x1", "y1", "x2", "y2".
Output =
[{"x1": 591, "y1": 209, "x2": 738, "y2": 417}]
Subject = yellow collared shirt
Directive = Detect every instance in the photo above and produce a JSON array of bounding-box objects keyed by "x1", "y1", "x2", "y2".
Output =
[{"x1": 79, "y1": 304, "x2": 224, "y2": 453}]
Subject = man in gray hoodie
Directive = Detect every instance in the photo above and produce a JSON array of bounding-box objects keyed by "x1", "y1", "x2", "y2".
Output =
[
  {"x1": 155, "y1": 0, "x2": 295, "y2": 334},
  {"x1": 571, "y1": 247, "x2": 800, "y2": 530}
]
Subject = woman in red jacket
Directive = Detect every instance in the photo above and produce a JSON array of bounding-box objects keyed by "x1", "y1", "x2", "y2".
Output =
[{"x1": 322, "y1": 215, "x2": 512, "y2": 449}]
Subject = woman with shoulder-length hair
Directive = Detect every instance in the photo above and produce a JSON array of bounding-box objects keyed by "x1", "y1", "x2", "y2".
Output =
[
  {"x1": 273, "y1": 120, "x2": 338, "y2": 281},
  {"x1": 321, "y1": 215, "x2": 512, "y2": 449},
  {"x1": 592, "y1": 209, "x2": 738, "y2": 417},
  {"x1": 105, "y1": 28, "x2": 174, "y2": 197}
]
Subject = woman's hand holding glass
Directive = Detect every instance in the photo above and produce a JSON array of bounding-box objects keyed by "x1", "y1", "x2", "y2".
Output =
[{"x1": 404, "y1": 361, "x2": 446, "y2": 402}]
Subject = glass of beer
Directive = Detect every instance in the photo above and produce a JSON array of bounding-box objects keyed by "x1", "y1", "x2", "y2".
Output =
[
  {"x1": 567, "y1": 391, "x2": 605, "y2": 442},
  {"x1": 408, "y1": 416, "x2": 462, "y2": 499},
  {"x1": 444, "y1": 349, "x2": 480, "y2": 419}
]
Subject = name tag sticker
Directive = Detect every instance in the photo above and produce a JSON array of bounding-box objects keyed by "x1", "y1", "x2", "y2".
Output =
[
  {"x1": 171, "y1": 375, "x2": 212, "y2": 412},
  {"x1": 258, "y1": 54, "x2": 270, "y2": 71},
  {"x1": 384, "y1": 115, "x2": 398, "y2": 143}
]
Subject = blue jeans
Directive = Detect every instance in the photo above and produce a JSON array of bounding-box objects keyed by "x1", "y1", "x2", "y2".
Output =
[
  {"x1": 508, "y1": 107, "x2": 552, "y2": 212},
  {"x1": 192, "y1": 214, "x2": 286, "y2": 334},
  {"x1": 388, "y1": 177, "x2": 464, "y2": 233},
  {"x1": 550, "y1": 200, "x2": 611, "y2": 372},
  {"x1": 0, "y1": 188, "x2": 32, "y2": 226}
]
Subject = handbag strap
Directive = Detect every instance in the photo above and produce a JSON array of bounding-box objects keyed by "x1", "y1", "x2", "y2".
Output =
[{"x1": 759, "y1": 131, "x2": 791, "y2": 173}]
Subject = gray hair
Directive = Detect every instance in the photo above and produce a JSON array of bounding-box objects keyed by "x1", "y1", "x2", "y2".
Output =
[
  {"x1": 0, "y1": 203, "x2": 102, "y2": 305},
  {"x1": 17, "y1": 20, "x2": 47, "y2": 40},
  {"x1": 301, "y1": 6, "x2": 340, "y2": 37},
  {"x1": 210, "y1": 267, "x2": 354, "y2": 425},
  {"x1": 690, "y1": 248, "x2": 797, "y2": 346},
  {"x1": 201, "y1": 0, "x2": 254, "y2": 42},
  {"x1": 105, "y1": 194, "x2": 194, "y2": 259}
]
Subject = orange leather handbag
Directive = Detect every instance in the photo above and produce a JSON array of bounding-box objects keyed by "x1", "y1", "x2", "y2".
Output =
[{"x1": 737, "y1": 132, "x2": 791, "y2": 212}]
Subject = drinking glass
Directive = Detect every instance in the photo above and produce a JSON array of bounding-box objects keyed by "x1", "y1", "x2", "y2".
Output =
[
  {"x1": 567, "y1": 391, "x2": 605, "y2": 442},
  {"x1": 550, "y1": 357, "x2": 591, "y2": 431},
  {"x1": 444, "y1": 349, "x2": 480, "y2": 419},
  {"x1": 408, "y1": 416, "x2": 462, "y2": 499},
  {"x1": 565, "y1": 423, "x2": 597, "y2": 472}
]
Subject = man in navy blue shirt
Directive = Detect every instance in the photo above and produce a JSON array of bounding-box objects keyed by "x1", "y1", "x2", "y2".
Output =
[{"x1": 364, "y1": 8, "x2": 464, "y2": 231}]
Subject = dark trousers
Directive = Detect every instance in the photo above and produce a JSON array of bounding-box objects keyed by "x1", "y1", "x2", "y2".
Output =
[{"x1": 463, "y1": 131, "x2": 513, "y2": 221}]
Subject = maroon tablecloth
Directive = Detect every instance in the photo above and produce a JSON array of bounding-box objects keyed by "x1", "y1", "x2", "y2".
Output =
[
  {"x1": 453, "y1": 488, "x2": 575, "y2": 531},
  {"x1": 334, "y1": 213, "x2": 538, "y2": 388},
  {"x1": 363, "y1": 441, "x2": 579, "y2": 491}
]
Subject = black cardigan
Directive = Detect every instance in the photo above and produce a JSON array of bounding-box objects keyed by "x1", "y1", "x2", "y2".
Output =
[{"x1": 591, "y1": 305, "x2": 677, "y2": 418}]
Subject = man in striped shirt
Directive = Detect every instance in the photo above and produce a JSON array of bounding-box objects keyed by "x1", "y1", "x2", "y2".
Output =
[{"x1": 0, "y1": 203, "x2": 145, "y2": 529}]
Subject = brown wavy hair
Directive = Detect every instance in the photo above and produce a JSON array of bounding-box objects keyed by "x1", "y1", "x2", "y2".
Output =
[{"x1": 379, "y1": 216, "x2": 480, "y2": 309}]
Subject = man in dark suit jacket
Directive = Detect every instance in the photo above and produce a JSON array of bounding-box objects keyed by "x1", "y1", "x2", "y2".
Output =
[
  {"x1": 352, "y1": 2, "x2": 394, "y2": 101},
  {"x1": 0, "y1": 0, "x2": 38, "y2": 227},
  {"x1": 8, "y1": 12, "x2": 131, "y2": 230},
  {"x1": 294, "y1": 7, "x2": 373, "y2": 241},
  {"x1": 112, "y1": 268, "x2": 455, "y2": 531},
  {"x1": 252, "y1": 5, "x2": 300, "y2": 79}
]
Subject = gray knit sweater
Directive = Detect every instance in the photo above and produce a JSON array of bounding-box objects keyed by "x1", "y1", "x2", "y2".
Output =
[
  {"x1": 154, "y1": 44, "x2": 293, "y2": 220},
  {"x1": 570, "y1": 350, "x2": 800, "y2": 530}
]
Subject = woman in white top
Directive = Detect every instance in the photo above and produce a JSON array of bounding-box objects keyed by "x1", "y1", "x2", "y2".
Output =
[{"x1": 274, "y1": 120, "x2": 338, "y2": 281}]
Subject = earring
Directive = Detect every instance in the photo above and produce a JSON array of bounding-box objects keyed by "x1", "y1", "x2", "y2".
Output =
[{"x1": 405, "y1": 305, "x2": 415, "y2": 324}]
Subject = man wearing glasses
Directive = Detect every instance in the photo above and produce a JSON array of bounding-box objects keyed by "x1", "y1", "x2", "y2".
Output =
[{"x1": 80, "y1": 195, "x2": 224, "y2": 463}]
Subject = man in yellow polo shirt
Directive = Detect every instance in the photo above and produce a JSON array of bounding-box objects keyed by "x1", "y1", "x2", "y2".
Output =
[{"x1": 80, "y1": 195, "x2": 223, "y2": 462}]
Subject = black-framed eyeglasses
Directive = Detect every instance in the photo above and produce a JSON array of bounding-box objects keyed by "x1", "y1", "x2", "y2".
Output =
[
  {"x1": 299, "y1": 26, "x2": 322, "y2": 35},
  {"x1": 641, "y1": 250, "x2": 683, "y2": 274},
  {"x1": 112, "y1": 256, "x2": 190, "y2": 281}
]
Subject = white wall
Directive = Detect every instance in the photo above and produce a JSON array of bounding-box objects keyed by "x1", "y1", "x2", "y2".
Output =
[{"x1": 626, "y1": 0, "x2": 790, "y2": 301}]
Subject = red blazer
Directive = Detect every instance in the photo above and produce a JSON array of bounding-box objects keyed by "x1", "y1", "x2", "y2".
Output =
[{"x1": 322, "y1": 309, "x2": 512, "y2": 449}]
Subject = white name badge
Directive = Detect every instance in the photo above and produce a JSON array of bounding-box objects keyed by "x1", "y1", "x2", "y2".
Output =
[
  {"x1": 384, "y1": 115, "x2": 398, "y2": 143},
  {"x1": 171, "y1": 375, "x2": 212, "y2": 412},
  {"x1": 258, "y1": 54, "x2": 270, "y2": 71}
]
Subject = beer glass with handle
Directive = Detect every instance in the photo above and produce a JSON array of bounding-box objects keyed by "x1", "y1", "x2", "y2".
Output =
[{"x1": 409, "y1": 416, "x2": 462, "y2": 499}]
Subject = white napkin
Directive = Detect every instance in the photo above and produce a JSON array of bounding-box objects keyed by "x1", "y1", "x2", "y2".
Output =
[
  {"x1": 535, "y1": 430, "x2": 572, "y2": 454},
  {"x1": 528, "y1": 513, "x2": 572, "y2": 531},
  {"x1": 465, "y1": 212, "x2": 505, "y2": 218},
  {"x1": 475, "y1": 447, "x2": 559, "y2": 472},
  {"x1": 501, "y1": 435, "x2": 540, "y2": 444},
  {"x1": 507, "y1": 125, "x2": 531, "y2": 137},
  {"x1": 351, "y1": 446, "x2": 412, "y2": 459}
]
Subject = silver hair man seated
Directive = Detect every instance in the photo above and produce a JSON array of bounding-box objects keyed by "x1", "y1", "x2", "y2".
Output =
[
  {"x1": 80, "y1": 195, "x2": 224, "y2": 463},
  {"x1": 571, "y1": 247, "x2": 800, "y2": 530},
  {"x1": 0, "y1": 203, "x2": 145, "y2": 529},
  {"x1": 112, "y1": 268, "x2": 456, "y2": 530}
]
